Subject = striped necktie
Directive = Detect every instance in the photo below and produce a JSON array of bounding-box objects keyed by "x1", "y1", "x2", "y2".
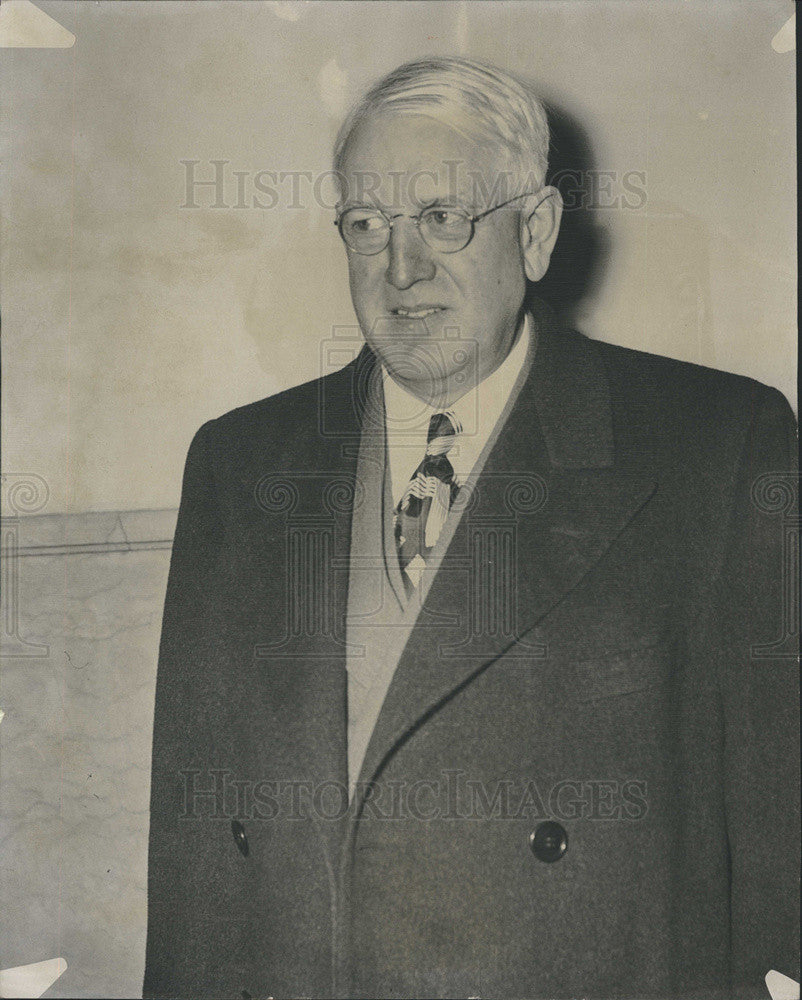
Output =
[{"x1": 394, "y1": 411, "x2": 461, "y2": 592}]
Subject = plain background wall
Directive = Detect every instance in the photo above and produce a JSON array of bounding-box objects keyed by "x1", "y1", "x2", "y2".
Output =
[{"x1": 1, "y1": 0, "x2": 796, "y2": 518}]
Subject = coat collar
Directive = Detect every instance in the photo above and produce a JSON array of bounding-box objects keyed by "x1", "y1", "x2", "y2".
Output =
[{"x1": 529, "y1": 296, "x2": 615, "y2": 470}]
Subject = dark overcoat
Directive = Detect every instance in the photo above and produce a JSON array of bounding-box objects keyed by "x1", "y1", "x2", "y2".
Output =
[{"x1": 144, "y1": 311, "x2": 799, "y2": 999}]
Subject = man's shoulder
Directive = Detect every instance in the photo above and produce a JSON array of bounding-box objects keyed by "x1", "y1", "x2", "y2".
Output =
[
  {"x1": 202, "y1": 357, "x2": 361, "y2": 445},
  {"x1": 567, "y1": 333, "x2": 795, "y2": 481},
  {"x1": 533, "y1": 324, "x2": 794, "y2": 475},
  {"x1": 585, "y1": 332, "x2": 793, "y2": 425}
]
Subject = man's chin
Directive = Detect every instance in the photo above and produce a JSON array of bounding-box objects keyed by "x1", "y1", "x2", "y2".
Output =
[
  {"x1": 357, "y1": 306, "x2": 475, "y2": 399},
  {"x1": 372, "y1": 342, "x2": 458, "y2": 386}
]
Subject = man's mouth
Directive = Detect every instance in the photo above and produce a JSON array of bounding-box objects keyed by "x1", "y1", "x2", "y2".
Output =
[{"x1": 390, "y1": 306, "x2": 447, "y2": 319}]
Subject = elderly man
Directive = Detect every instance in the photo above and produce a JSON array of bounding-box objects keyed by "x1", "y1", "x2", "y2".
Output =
[{"x1": 144, "y1": 58, "x2": 799, "y2": 999}]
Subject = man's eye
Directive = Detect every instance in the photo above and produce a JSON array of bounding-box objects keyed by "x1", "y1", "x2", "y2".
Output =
[
  {"x1": 347, "y1": 213, "x2": 385, "y2": 232},
  {"x1": 426, "y1": 208, "x2": 467, "y2": 228}
]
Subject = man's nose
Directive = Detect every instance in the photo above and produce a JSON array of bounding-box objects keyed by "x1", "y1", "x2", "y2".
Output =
[{"x1": 385, "y1": 217, "x2": 436, "y2": 289}]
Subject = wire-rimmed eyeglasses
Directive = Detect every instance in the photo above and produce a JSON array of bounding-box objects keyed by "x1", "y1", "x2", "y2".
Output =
[{"x1": 334, "y1": 192, "x2": 540, "y2": 255}]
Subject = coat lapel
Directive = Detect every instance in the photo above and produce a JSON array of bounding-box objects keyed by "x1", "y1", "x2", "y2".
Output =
[{"x1": 352, "y1": 308, "x2": 657, "y2": 807}]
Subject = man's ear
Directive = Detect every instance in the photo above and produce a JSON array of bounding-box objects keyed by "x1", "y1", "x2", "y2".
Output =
[{"x1": 520, "y1": 186, "x2": 563, "y2": 282}]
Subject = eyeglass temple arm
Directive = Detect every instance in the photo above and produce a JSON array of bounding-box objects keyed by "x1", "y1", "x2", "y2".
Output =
[{"x1": 470, "y1": 191, "x2": 541, "y2": 222}]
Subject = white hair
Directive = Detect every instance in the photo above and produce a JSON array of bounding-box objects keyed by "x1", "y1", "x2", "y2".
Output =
[{"x1": 332, "y1": 56, "x2": 550, "y2": 199}]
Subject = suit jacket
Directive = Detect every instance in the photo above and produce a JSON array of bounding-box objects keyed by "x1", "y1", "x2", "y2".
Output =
[{"x1": 144, "y1": 306, "x2": 799, "y2": 999}]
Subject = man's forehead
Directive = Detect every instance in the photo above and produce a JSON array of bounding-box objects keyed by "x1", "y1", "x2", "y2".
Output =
[{"x1": 338, "y1": 111, "x2": 509, "y2": 210}]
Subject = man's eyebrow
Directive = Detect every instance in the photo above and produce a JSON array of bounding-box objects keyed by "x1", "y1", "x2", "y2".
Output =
[
  {"x1": 419, "y1": 195, "x2": 472, "y2": 211},
  {"x1": 336, "y1": 195, "x2": 474, "y2": 214},
  {"x1": 339, "y1": 190, "x2": 401, "y2": 209},
  {"x1": 336, "y1": 197, "x2": 383, "y2": 213}
]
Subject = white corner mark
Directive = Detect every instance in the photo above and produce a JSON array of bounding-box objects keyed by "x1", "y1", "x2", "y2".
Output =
[
  {"x1": 0, "y1": 0, "x2": 75, "y2": 48},
  {"x1": 766, "y1": 969, "x2": 800, "y2": 1000},
  {"x1": 0, "y1": 958, "x2": 67, "y2": 999},
  {"x1": 771, "y1": 13, "x2": 795, "y2": 54}
]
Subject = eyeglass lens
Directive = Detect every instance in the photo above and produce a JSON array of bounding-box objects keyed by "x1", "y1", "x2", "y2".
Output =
[{"x1": 339, "y1": 206, "x2": 474, "y2": 254}]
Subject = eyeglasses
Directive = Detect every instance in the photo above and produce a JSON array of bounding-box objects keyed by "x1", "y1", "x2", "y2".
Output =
[{"x1": 334, "y1": 192, "x2": 540, "y2": 256}]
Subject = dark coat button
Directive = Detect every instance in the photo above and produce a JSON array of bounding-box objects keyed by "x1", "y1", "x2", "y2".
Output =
[
  {"x1": 530, "y1": 821, "x2": 568, "y2": 862},
  {"x1": 231, "y1": 820, "x2": 249, "y2": 857}
]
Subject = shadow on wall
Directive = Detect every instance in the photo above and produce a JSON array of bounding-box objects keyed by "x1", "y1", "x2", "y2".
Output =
[{"x1": 531, "y1": 103, "x2": 610, "y2": 328}]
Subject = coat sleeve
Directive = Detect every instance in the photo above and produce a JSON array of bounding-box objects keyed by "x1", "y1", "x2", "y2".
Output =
[
  {"x1": 143, "y1": 420, "x2": 225, "y2": 999},
  {"x1": 714, "y1": 388, "x2": 799, "y2": 997}
]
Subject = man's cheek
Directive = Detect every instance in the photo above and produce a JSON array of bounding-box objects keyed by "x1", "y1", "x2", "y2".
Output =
[
  {"x1": 350, "y1": 263, "x2": 380, "y2": 295},
  {"x1": 348, "y1": 267, "x2": 372, "y2": 307}
]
